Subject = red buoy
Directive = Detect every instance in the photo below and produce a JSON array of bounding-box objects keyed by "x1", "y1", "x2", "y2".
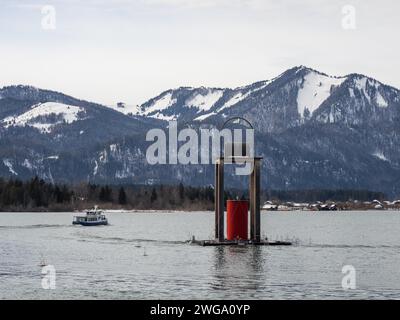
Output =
[{"x1": 226, "y1": 200, "x2": 248, "y2": 240}]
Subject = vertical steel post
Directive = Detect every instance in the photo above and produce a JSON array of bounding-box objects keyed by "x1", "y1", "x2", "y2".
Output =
[
  {"x1": 215, "y1": 158, "x2": 225, "y2": 241},
  {"x1": 249, "y1": 159, "x2": 255, "y2": 240},
  {"x1": 250, "y1": 159, "x2": 261, "y2": 242},
  {"x1": 215, "y1": 161, "x2": 219, "y2": 239},
  {"x1": 255, "y1": 159, "x2": 261, "y2": 242}
]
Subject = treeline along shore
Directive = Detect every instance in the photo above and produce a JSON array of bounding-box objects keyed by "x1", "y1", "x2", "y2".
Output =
[{"x1": 0, "y1": 177, "x2": 398, "y2": 212}]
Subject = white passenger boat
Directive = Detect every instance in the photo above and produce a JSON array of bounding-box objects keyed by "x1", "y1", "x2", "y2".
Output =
[{"x1": 72, "y1": 206, "x2": 108, "y2": 226}]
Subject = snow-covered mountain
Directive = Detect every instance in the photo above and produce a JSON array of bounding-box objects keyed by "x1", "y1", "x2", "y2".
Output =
[
  {"x1": 0, "y1": 85, "x2": 158, "y2": 183},
  {"x1": 0, "y1": 85, "x2": 157, "y2": 137},
  {"x1": 132, "y1": 66, "x2": 400, "y2": 133},
  {"x1": 132, "y1": 81, "x2": 272, "y2": 122},
  {"x1": 1, "y1": 66, "x2": 400, "y2": 196},
  {"x1": 2, "y1": 102, "x2": 86, "y2": 133}
]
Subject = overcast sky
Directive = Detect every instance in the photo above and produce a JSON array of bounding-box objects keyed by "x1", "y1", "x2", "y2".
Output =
[{"x1": 0, "y1": 0, "x2": 399, "y2": 106}]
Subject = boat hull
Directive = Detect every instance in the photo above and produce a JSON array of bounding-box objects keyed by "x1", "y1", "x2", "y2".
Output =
[{"x1": 72, "y1": 220, "x2": 108, "y2": 226}]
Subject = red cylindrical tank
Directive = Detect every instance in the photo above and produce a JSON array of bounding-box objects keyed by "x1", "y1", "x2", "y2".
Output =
[{"x1": 226, "y1": 200, "x2": 248, "y2": 240}]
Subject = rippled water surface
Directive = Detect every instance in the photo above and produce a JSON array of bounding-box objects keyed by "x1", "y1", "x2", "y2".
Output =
[{"x1": 1, "y1": 211, "x2": 400, "y2": 299}]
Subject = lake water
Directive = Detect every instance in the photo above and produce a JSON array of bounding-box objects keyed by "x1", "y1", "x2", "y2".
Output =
[{"x1": 1, "y1": 211, "x2": 399, "y2": 299}]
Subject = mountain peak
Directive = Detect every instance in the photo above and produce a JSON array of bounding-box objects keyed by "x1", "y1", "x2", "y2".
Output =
[
  {"x1": 133, "y1": 66, "x2": 400, "y2": 132},
  {"x1": 291, "y1": 66, "x2": 346, "y2": 79}
]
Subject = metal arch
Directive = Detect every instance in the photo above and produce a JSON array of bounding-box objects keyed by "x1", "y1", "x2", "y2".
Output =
[{"x1": 221, "y1": 117, "x2": 254, "y2": 130}]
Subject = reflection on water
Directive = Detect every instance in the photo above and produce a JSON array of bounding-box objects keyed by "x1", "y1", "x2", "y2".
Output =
[
  {"x1": 211, "y1": 246, "x2": 265, "y2": 292},
  {"x1": 1, "y1": 211, "x2": 400, "y2": 299}
]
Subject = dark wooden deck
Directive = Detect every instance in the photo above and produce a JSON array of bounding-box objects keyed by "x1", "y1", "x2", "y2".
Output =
[{"x1": 190, "y1": 239, "x2": 292, "y2": 246}]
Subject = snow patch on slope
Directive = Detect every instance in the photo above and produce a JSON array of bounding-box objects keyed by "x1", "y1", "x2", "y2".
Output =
[
  {"x1": 297, "y1": 71, "x2": 346, "y2": 117},
  {"x1": 194, "y1": 80, "x2": 272, "y2": 121},
  {"x1": 22, "y1": 159, "x2": 33, "y2": 170},
  {"x1": 353, "y1": 77, "x2": 388, "y2": 107},
  {"x1": 375, "y1": 91, "x2": 388, "y2": 108},
  {"x1": 354, "y1": 77, "x2": 371, "y2": 104},
  {"x1": 93, "y1": 160, "x2": 99, "y2": 176},
  {"x1": 222, "y1": 92, "x2": 245, "y2": 110},
  {"x1": 218, "y1": 85, "x2": 260, "y2": 111},
  {"x1": 373, "y1": 151, "x2": 389, "y2": 162},
  {"x1": 143, "y1": 93, "x2": 176, "y2": 115},
  {"x1": 3, "y1": 159, "x2": 18, "y2": 175},
  {"x1": 152, "y1": 113, "x2": 176, "y2": 121},
  {"x1": 186, "y1": 89, "x2": 224, "y2": 112},
  {"x1": 194, "y1": 112, "x2": 217, "y2": 121},
  {"x1": 219, "y1": 80, "x2": 272, "y2": 112},
  {"x1": 2, "y1": 102, "x2": 85, "y2": 133}
]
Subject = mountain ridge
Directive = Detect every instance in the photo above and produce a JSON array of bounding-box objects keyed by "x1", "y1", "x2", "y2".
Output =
[
  {"x1": 0, "y1": 66, "x2": 399, "y2": 197},
  {"x1": 133, "y1": 66, "x2": 400, "y2": 133}
]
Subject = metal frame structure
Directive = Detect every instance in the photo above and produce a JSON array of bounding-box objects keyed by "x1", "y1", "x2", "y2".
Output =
[{"x1": 214, "y1": 156, "x2": 262, "y2": 243}]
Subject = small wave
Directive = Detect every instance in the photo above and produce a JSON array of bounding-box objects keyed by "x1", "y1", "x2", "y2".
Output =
[
  {"x1": 75, "y1": 233, "x2": 187, "y2": 245},
  {"x1": 301, "y1": 243, "x2": 400, "y2": 249},
  {"x1": 0, "y1": 224, "x2": 70, "y2": 230}
]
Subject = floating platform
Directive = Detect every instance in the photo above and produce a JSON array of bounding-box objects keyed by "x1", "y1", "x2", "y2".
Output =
[{"x1": 190, "y1": 239, "x2": 292, "y2": 246}]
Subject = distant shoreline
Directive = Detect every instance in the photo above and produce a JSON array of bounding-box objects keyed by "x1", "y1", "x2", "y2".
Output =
[{"x1": 1, "y1": 208, "x2": 399, "y2": 213}]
